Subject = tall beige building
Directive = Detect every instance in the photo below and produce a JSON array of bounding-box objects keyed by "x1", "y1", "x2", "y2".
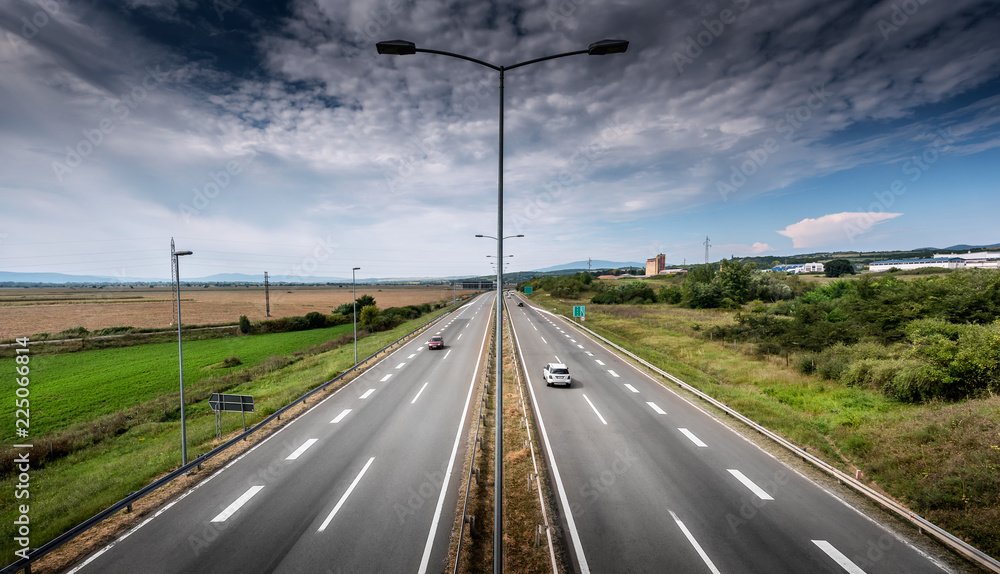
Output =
[{"x1": 645, "y1": 253, "x2": 666, "y2": 276}]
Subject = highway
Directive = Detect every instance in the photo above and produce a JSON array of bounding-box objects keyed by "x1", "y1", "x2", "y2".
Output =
[
  {"x1": 68, "y1": 294, "x2": 494, "y2": 574},
  {"x1": 508, "y1": 294, "x2": 954, "y2": 574}
]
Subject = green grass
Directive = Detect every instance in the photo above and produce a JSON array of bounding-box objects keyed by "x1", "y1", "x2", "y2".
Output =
[
  {"x1": 0, "y1": 307, "x2": 455, "y2": 563},
  {"x1": 2, "y1": 325, "x2": 354, "y2": 440}
]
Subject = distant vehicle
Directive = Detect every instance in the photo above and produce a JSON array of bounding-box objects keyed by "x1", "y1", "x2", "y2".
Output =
[
  {"x1": 543, "y1": 363, "x2": 571, "y2": 387},
  {"x1": 517, "y1": 301, "x2": 524, "y2": 307},
  {"x1": 428, "y1": 335, "x2": 444, "y2": 350}
]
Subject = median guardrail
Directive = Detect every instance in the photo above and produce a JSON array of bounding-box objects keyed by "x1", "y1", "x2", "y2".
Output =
[
  {"x1": 552, "y1": 310, "x2": 1000, "y2": 573},
  {"x1": 2, "y1": 299, "x2": 474, "y2": 574}
]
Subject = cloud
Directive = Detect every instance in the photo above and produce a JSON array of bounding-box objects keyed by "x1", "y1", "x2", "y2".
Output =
[{"x1": 777, "y1": 212, "x2": 902, "y2": 248}]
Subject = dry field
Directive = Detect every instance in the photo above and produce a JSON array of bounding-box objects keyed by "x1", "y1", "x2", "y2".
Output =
[{"x1": 0, "y1": 285, "x2": 457, "y2": 340}]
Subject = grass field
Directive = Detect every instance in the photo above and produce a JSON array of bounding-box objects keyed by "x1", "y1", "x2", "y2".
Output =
[
  {"x1": 1, "y1": 323, "x2": 355, "y2": 440},
  {"x1": 0, "y1": 284, "x2": 454, "y2": 340},
  {"x1": 0, "y1": 304, "x2": 458, "y2": 565},
  {"x1": 528, "y1": 291, "x2": 1000, "y2": 560}
]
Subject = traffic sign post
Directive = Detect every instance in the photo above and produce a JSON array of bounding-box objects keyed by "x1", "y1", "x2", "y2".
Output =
[
  {"x1": 209, "y1": 393, "x2": 255, "y2": 436},
  {"x1": 573, "y1": 305, "x2": 585, "y2": 318},
  {"x1": 524, "y1": 286, "x2": 533, "y2": 294}
]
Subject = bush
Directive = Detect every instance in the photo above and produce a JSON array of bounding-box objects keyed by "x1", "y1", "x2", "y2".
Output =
[
  {"x1": 222, "y1": 355, "x2": 242, "y2": 368},
  {"x1": 657, "y1": 285, "x2": 683, "y2": 304},
  {"x1": 239, "y1": 315, "x2": 252, "y2": 334}
]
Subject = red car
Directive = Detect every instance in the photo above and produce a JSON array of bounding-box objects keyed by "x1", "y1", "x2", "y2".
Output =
[{"x1": 428, "y1": 335, "x2": 444, "y2": 350}]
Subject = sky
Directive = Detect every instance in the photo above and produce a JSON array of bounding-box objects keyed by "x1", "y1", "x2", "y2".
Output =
[{"x1": 1, "y1": 0, "x2": 998, "y2": 280}]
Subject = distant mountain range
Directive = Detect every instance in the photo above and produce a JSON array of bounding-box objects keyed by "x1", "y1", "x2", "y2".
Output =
[
  {"x1": 532, "y1": 260, "x2": 647, "y2": 272},
  {"x1": 2, "y1": 243, "x2": 996, "y2": 284}
]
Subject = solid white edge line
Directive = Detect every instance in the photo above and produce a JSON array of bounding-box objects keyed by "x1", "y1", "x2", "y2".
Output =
[
  {"x1": 285, "y1": 438, "x2": 319, "y2": 460},
  {"x1": 417, "y1": 292, "x2": 494, "y2": 574},
  {"x1": 411, "y1": 382, "x2": 430, "y2": 404},
  {"x1": 582, "y1": 394, "x2": 608, "y2": 425},
  {"x1": 359, "y1": 389, "x2": 375, "y2": 399},
  {"x1": 812, "y1": 540, "x2": 868, "y2": 574},
  {"x1": 728, "y1": 469, "x2": 774, "y2": 500},
  {"x1": 211, "y1": 485, "x2": 265, "y2": 523},
  {"x1": 330, "y1": 409, "x2": 352, "y2": 423},
  {"x1": 318, "y1": 456, "x2": 375, "y2": 532},
  {"x1": 669, "y1": 510, "x2": 722, "y2": 574},
  {"x1": 647, "y1": 401, "x2": 666, "y2": 415},
  {"x1": 678, "y1": 428, "x2": 708, "y2": 448},
  {"x1": 624, "y1": 384, "x2": 639, "y2": 393},
  {"x1": 66, "y1": 295, "x2": 480, "y2": 573},
  {"x1": 512, "y1": 320, "x2": 592, "y2": 573}
]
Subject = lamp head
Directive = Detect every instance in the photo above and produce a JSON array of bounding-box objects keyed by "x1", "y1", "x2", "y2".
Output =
[
  {"x1": 588, "y1": 39, "x2": 629, "y2": 55},
  {"x1": 376, "y1": 40, "x2": 417, "y2": 55}
]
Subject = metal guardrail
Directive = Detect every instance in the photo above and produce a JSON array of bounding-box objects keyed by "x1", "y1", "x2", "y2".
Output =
[
  {"x1": 552, "y1": 310, "x2": 1000, "y2": 574},
  {"x1": 2, "y1": 303, "x2": 467, "y2": 574}
]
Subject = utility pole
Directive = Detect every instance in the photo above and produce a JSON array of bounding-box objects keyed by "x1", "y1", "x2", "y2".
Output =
[
  {"x1": 588, "y1": 257, "x2": 592, "y2": 272},
  {"x1": 704, "y1": 236, "x2": 711, "y2": 264},
  {"x1": 264, "y1": 271, "x2": 270, "y2": 317}
]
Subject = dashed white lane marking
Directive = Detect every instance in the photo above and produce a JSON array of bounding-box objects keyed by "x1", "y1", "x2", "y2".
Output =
[
  {"x1": 359, "y1": 389, "x2": 375, "y2": 399},
  {"x1": 408, "y1": 353, "x2": 417, "y2": 359},
  {"x1": 582, "y1": 394, "x2": 608, "y2": 425},
  {"x1": 608, "y1": 370, "x2": 620, "y2": 378},
  {"x1": 457, "y1": 333, "x2": 463, "y2": 340},
  {"x1": 330, "y1": 409, "x2": 352, "y2": 423},
  {"x1": 585, "y1": 352, "x2": 593, "y2": 356},
  {"x1": 444, "y1": 349, "x2": 452, "y2": 360},
  {"x1": 728, "y1": 469, "x2": 774, "y2": 500},
  {"x1": 596, "y1": 360, "x2": 605, "y2": 366},
  {"x1": 646, "y1": 402, "x2": 666, "y2": 415},
  {"x1": 812, "y1": 540, "x2": 867, "y2": 574},
  {"x1": 670, "y1": 511, "x2": 722, "y2": 574},
  {"x1": 678, "y1": 428, "x2": 708, "y2": 447},
  {"x1": 380, "y1": 374, "x2": 392, "y2": 382},
  {"x1": 624, "y1": 384, "x2": 639, "y2": 393},
  {"x1": 541, "y1": 337, "x2": 547, "y2": 344},
  {"x1": 211, "y1": 485, "x2": 264, "y2": 523},
  {"x1": 411, "y1": 382, "x2": 429, "y2": 404},
  {"x1": 396, "y1": 362, "x2": 406, "y2": 369},
  {"x1": 286, "y1": 439, "x2": 319, "y2": 460},
  {"x1": 318, "y1": 457, "x2": 376, "y2": 532}
]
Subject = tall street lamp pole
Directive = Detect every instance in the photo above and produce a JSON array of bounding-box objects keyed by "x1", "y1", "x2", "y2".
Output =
[
  {"x1": 353, "y1": 267, "x2": 361, "y2": 365},
  {"x1": 377, "y1": 39, "x2": 628, "y2": 573},
  {"x1": 170, "y1": 238, "x2": 193, "y2": 465}
]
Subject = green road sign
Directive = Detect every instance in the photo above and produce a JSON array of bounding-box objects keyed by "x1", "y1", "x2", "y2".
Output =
[
  {"x1": 524, "y1": 286, "x2": 533, "y2": 294},
  {"x1": 573, "y1": 305, "x2": 585, "y2": 317}
]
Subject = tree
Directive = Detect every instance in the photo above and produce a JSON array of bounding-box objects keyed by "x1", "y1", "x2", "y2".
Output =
[
  {"x1": 238, "y1": 315, "x2": 252, "y2": 334},
  {"x1": 717, "y1": 259, "x2": 754, "y2": 304},
  {"x1": 826, "y1": 259, "x2": 855, "y2": 277},
  {"x1": 355, "y1": 294, "x2": 376, "y2": 309},
  {"x1": 359, "y1": 304, "x2": 380, "y2": 329}
]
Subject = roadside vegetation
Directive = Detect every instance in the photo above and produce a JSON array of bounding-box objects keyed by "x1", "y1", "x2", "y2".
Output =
[{"x1": 521, "y1": 268, "x2": 1000, "y2": 559}]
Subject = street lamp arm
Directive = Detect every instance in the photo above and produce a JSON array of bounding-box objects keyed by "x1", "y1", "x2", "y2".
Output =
[
  {"x1": 414, "y1": 47, "x2": 501, "y2": 71},
  {"x1": 505, "y1": 49, "x2": 588, "y2": 71}
]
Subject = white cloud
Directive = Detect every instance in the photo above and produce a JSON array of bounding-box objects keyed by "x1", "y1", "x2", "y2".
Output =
[{"x1": 777, "y1": 212, "x2": 902, "y2": 248}]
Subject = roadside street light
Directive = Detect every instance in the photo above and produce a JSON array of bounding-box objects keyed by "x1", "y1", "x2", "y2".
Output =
[
  {"x1": 379, "y1": 39, "x2": 627, "y2": 573},
  {"x1": 353, "y1": 267, "x2": 361, "y2": 365},
  {"x1": 170, "y1": 238, "x2": 193, "y2": 466}
]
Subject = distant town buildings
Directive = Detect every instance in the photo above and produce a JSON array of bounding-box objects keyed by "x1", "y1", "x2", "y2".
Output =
[
  {"x1": 869, "y1": 251, "x2": 1000, "y2": 272},
  {"x1": 769, "y1": 262, "x2": 825, "y2": 274}
]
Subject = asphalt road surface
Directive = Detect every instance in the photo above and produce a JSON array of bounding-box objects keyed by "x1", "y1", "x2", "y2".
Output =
[
  {"x1": 69, "y1": 294, "x2": 494, "y2": 574},
  {"x1": 508, "y1": 295, "x2": 953, "y2": 574}
]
